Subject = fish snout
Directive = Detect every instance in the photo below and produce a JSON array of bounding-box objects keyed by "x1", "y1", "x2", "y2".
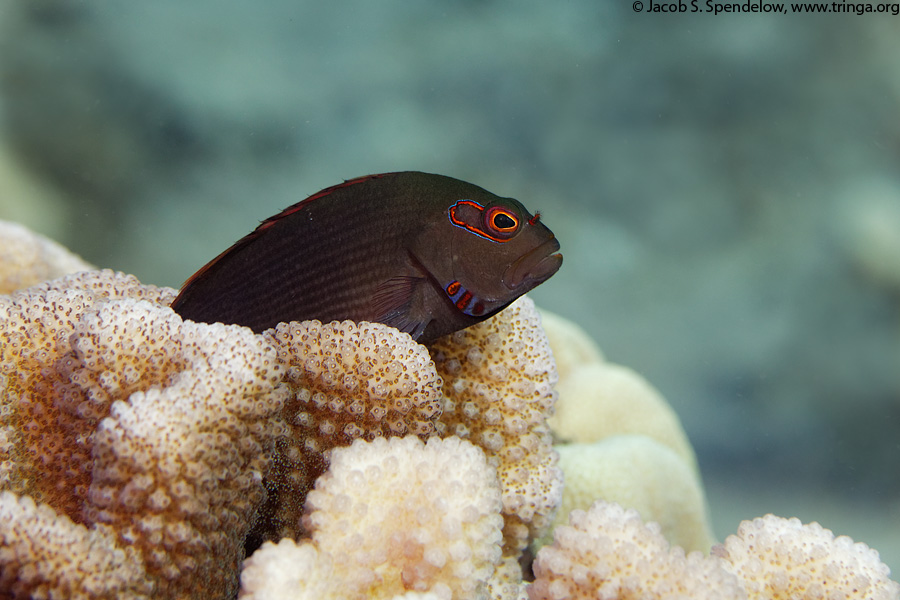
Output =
[{"x1": 502, "y1": 237, "x2": 562, "y2": 291}]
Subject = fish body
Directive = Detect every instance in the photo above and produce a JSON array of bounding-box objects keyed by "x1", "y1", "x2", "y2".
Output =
[{"x1": 171, "y1": 171, "x2": 561, "y2": 343}]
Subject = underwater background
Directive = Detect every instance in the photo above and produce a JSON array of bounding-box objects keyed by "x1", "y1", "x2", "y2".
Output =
[{"x1": 1, "y1": 0, "x2": 898, "y2": 571}]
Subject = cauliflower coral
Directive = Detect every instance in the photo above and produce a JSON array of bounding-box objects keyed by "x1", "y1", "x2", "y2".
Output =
[
  {"x1": 0, "y1": 269, "x2": 288, "y2": 599},
  {"x1": 0, "y1": 220, "x2": 94, "y2": 294},
  {"x1": 531, "y1": 501, "x2": 900, "y2": 600},
  {"x1": 0, "y1": 248, "x2": 563, "y2": 598},
  {"x1": 250, "y1": 295, "x2": 563, "y2": 578},
  {"x1": 240, "y1": 436, "x2": 504, "y2": 600},
  {"x1": 537, "y1": 309, "x2": 716, "y2": 554},
  {"x1": 254, "y1": 319, "x2": 444, "y2": 544},
  {"x1": 430, "y1": 297, "x2": 562, "y2": 558},
  {"x1": 549, "y1": 436, "x2": 714, "y2": 554},
  {"x1": 0, "y1": 221, "x2": 897, "y2": 600},
  {"x1": 713, "y1": 514, "x2": 900, "y2": 600},
  {"x1": 529, "y1": 500, "x2": 745, "y2": 600}
]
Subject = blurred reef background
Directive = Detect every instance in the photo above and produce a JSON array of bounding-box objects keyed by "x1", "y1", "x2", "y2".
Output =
[{"x1": 1, "y1": 0, "x2": 898, "y2": 570}]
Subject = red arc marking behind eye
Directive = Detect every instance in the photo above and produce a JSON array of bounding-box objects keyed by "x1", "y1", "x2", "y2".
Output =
[
  {"x1": 448, "y1": 200, "x2": 517, "y2": 243},
  {"x1": 448, "y1": 200, "x2": 483, "y2": 228}
]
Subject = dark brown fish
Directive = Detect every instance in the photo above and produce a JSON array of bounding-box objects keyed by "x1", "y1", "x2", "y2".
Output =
[{"x1": 171, "y1": 171, "x2": 562, "y2": 343}]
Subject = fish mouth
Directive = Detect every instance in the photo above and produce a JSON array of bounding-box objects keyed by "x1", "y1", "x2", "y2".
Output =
[{"x1": 502, "y1": 236, "x2": 562, "y2": 291}]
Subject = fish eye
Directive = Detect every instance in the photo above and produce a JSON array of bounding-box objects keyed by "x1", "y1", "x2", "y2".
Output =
[
  {"x1": 485, "y1": 206, "x2": 519, "y2": 237},
  {"x1": 493, "y1": 212, "x2": 516, "y2": 229}
]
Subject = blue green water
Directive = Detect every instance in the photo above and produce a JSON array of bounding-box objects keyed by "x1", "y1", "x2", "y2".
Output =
[{"x1": 1, "y1": 0, "x2": 897, "y2": 572}]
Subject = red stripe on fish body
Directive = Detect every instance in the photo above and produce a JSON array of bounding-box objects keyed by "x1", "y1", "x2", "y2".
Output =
[
  {"x1": 443, "y1": 280, "x2": 487, "y2": 317},
  {"x1": 455, "y1": 291, "x2": 473, "y2": 311},
  {"x1": 172, "y1": 171, "x2": 561, "y2": 342}
]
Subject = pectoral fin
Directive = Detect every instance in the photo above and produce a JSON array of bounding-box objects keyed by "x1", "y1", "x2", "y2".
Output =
[{"x1": 371, "y1": 276, "x2": 432, "y2": 340}]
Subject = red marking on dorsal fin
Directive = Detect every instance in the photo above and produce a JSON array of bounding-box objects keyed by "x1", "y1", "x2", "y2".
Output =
[
  {"x1": 177, "y1": 240, "x2": 241, "y2": 295},
  {"x1": 176, "y1": 172, "x2": 392, "y2": 296},
  {"x1": 254, "y1": 172, "x2": 392, "y2": 234}
]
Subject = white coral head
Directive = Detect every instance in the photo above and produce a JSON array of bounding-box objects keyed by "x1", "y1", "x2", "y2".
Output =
[
  {"x1": 307, "y1": 435, "x2": 504, "y2": 599},
  {"x1": 530, "y1": 500, "x2": 745, "y2": 600},
  {"x1": 713, "y1": 514, "x2": 900, "y2": 600},
  {"x1": 242, "y1": 435, "x2": 505, "y2": 600}
]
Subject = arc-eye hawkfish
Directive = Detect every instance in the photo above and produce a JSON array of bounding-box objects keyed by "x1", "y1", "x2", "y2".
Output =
[{"x1": 171, "y1": 171, "x2": 562, "y2": 343}]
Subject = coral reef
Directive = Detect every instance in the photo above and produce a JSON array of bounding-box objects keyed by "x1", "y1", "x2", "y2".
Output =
[
  {"x1": 531, "y1": 501, "x2": 900, "y2": 600},
  {"x1": 0, "y1": 219, "x2": 94, "y2": 294},
  {"x1": 550, "y1": 436, "x2": 714, "y2": 553},
  {"x1": 713, "y1": 514, "x2": 900, "y2": 600},
  {"x1": 0, "y1": 250, "x2": 562, "y2": 597},
  {"x1": 0, "y1": 269, "x2": 288, "y2": 598},
  {"x1": 550, "y1": 360, "x2": 697, "y2": 471},
  {"x1": 251, "y1": 295, "x2": 562, "y2": 575},
  {"x1": 240, "y1": 436, "x2": 504, "y2": 600},
  {"x1": 254, "y1": 319, "x2": 444, "y2": 544},
  {"x1": 529, "y1": 500, "x2": 745, "y2": 600},
  {"x1": 0, "y1": 491, "x2": 152, "y2": 599},
  {"x1": 429, "y1": 297, "x2": 562, "y2": 559},
  {"x1": 534, "y1": 308, "x2": 604, "y2": 381},
  {"x1": 538, "y1": 310, "x2": 715, "y2": 553},
  {"x1": 1, "y1": 223, "x2": 896, "y2": 599}
]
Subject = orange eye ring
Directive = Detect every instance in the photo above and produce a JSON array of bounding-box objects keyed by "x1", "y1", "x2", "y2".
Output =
[{"x1": 484, "y1": 206, "x2": 519, "y2": 236}]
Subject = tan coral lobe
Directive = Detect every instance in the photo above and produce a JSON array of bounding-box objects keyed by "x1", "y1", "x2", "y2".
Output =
[
  {"x1": 83, "y1": 307, "x2": 288, "y2": 596},
  {"x1": 0, "y1": 269, "x2": 289, "y2": 599},
  {"x1": 548, "y1": 436, "x2": 715, "y2": 554},
  {"x1": 0, "y1": 270, "x2": 176, "y2": 512},
  {"x1": 0, "y1": 219, "x2": 95, "y2": 294},
  {"x1": 255, "y1": 319, "x2": 444, "y2": 543},
  {"x1": 713, "y1": 514, "x2": 900, "y2": 600},
  {"x1": 429, "y1": 295, "x2": 562, "y2": 560},
  {"x1": 538, "y1": 311, "x2": 716, "y2": 554},
  {"x1": 0, "y1": 225, "x2": 897, "y2": 600},
  {"x1": 530, "y1": 500, "x2": 745, "y2": 600},
  {"x1": 241, "y1": 436, "x2": 504, "y2": 600},
  {"x1": 0, "y1": 491, "x2": 153, "y2": 599}
]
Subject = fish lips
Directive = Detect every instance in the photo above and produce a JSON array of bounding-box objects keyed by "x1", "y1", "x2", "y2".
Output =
[{"x1": 502, "y1": 236, "x2": 562, "y2": 291}]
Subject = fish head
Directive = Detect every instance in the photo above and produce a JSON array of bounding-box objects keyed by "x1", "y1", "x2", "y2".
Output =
[{"x1": 425, "y1": 194, "x2": 562, "y2": 318}]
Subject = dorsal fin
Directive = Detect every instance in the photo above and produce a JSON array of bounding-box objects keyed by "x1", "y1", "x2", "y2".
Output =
[
  {"x1": 252, "y1": 172, "x2": 392, "y2": 235},
  {"x1": 175, "y1": 173, "x2": 392, "y2": 297}
]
